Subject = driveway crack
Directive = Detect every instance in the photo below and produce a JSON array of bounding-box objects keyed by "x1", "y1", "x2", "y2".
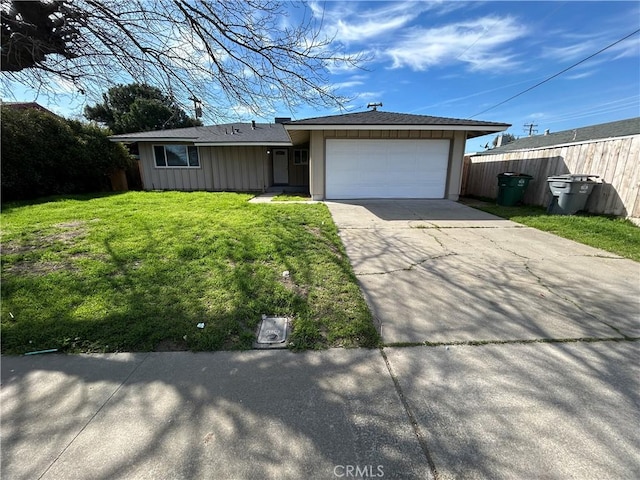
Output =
[
  {"x1": 356, "y1": 252, "x2": 457, "y2": 276},
  {"x1": 523, "y1": 260, "x2": 627, "y2": 338}
]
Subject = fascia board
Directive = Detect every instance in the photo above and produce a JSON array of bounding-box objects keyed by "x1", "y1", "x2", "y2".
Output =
[
  {"x1": 284, "y1": 124, "x2": 509, "y2": 132},
  {"x1": 108, "y1": 137, "x2": 199, "y2": 143},
  {"x1": 195, "y1": 142, "x2": 293, "y2": 147}
]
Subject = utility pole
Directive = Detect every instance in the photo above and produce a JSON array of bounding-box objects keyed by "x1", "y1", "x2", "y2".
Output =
[
  {"x1": 523, "y1": 122, "x2": 538, "y2": 136},
  {"x1": 189, "y1": 96, "x2": 202, "y2": 118}
]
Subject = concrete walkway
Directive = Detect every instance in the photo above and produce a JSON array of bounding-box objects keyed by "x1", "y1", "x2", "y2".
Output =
[
  {"x1": 2, "y1": 344, "x2": 639, "y2": 479},
  {"x1": 2, "y1": 200, "x2": 639, "y2": 479}
]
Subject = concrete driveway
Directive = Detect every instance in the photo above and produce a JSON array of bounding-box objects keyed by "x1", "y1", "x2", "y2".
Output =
[
  {"x1": 325, "y1": 199, "x2": 640, "y2": 479},
  {"x1": 326, "y1": 199, "x2": 639, "y2": 344}
]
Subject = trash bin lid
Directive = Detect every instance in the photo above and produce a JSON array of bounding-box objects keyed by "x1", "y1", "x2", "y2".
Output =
[
  {"x1": 498, "y1": 172, "x2": 533, "y2": 178},
  {"x1": 547, "y1": 174, "x2": 599, "y2": 182}
]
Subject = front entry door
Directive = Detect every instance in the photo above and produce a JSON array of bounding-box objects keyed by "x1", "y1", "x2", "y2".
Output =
[{"x1": 273, "y1": 149, "x2": 289, "y2": 184}]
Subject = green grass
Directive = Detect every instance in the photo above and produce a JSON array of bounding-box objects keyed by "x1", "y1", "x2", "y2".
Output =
[
  {"x1": 1, "y1": 192, "x2": 379, "y2": 354},
  {"x1": 272, "y1": 193, "x2": 312, "y2": 202},
  {"x1": 463, "y1": 200, "x2": 640, "y2": 262}
]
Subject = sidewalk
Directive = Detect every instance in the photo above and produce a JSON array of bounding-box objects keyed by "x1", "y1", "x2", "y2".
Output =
[{"x1": 2, "y1": 343, "x2": 639, "y2": 479}]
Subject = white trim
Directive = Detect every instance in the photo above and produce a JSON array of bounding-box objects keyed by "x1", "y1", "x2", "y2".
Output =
[
  {"x1": 110, "y1": 138, "x2": 292, "y2": 147},
  {"x1": 110, "y1": 137, "x2": 198, "y2": 142},
  {"x1": 196, "y1": 141, "x2": 292, "y2": 147},
  {"x1": 152, "y1": 144, "x2": 201, "y2": 169},
  {"x1": 284, "y1": 124, "x2": 507, "y2": 132}
]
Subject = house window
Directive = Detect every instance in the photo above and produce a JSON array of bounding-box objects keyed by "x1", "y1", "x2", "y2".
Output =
[
  {"x1": 293, "y1": 149, "x2": 309, "y2": 165},
  {"x1": 153, "y1": 145, "x2": 200, "y2": 168}
]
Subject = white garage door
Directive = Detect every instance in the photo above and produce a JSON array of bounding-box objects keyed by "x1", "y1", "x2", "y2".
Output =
[{"x1": 326, "y1": 139, "x2": 450, "y2": 199}]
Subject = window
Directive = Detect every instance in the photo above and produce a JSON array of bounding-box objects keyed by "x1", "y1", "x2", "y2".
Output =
[
  {"x1": 293, "y1": 149, "x2": 309, "y2": 165},
  {"x1": 153, "y1": 145, "x2": 200, "y2": 168}
]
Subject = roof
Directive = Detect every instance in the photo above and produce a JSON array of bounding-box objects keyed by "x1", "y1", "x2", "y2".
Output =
[
  {"x1": 109, "y1": 122, "x2": 293, "y2": 146},
  {"x1": 109, "y1": 110, "x2": 511, "y2": 144},
  {"x1": 475, "y1": 117, "x2": 640, "y2": 155},
  {"x1": 2, "y1": 101, "x2": 59, "y2": 116},
  {"x1": 284, "y1": 110, "x2": 510, "y2": 138}
]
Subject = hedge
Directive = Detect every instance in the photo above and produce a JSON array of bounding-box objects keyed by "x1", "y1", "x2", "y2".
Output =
[{"x1": 1, "y1": 107, "x2": 133, "y2": 202}]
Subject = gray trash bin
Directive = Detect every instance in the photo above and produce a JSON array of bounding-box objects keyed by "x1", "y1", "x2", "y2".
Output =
[{"x1": 547, "y1": 174, "x2": 599, "y2": 215}]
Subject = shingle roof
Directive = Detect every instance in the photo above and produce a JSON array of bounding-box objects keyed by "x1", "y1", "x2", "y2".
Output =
[
  {"x1": 475, "y1": 117, "x2": 640, "y2": 155},
  {"x1": 2, "y1": 101, "x2": 59, "y2": 116},
  {"x1": 285, "y1": 110, "x2": 510, "y2": 128},
  {"x1": 109, "y1": 122, "x2": 292, "y2": 145},
  {"x1": 109, "y1": 110, "x2": 512, "y2": 144}
]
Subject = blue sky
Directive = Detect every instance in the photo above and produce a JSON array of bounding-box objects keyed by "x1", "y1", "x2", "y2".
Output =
[{"x1": 3, "y1": 1, "x2": 639, "y2": 153}]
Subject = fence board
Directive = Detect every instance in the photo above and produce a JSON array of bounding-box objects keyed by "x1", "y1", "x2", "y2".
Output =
[{"x1": 465, "y1": 135, "x2": 640, "y2": 218}]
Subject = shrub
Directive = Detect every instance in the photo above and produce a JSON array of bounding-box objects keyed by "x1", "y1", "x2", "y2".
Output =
[{"x1": 1, "y1": 107, "x2": 132, "y2": 201}]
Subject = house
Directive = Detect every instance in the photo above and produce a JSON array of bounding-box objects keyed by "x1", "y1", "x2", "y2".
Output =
[
  {"x1": 110, "y1": 110, "x2": 509, "y2": 200},
  {"x1": 1, "y1": 101, "x2": 59, "y2": 117},
  {"x1": 464, "y1": 117, "x2": 640, "y2": 218}
]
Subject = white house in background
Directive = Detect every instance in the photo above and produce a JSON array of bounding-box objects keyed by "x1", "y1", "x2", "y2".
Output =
[{"x1": 110, "y1": 110, "x2": 509, "y2": 200}]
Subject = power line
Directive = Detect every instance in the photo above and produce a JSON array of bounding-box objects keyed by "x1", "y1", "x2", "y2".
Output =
[{"x1": 469, "y1": 28, "x2": 640, "y2": 118}]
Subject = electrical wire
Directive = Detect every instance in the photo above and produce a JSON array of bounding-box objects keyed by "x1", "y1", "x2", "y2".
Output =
[{"x1": 469, "y1": 28, "x2": 640, "y2": 118}]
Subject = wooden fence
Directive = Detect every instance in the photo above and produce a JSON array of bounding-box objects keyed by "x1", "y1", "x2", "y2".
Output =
[{"x1": 463, "y1": 134, "x2": 640, "y2": 218}]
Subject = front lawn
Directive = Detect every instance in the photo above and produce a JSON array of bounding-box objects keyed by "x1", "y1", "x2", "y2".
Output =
[
  {"x1": 272, "y1": 193, "x2": 312, "y2": 202},
  {"x1": 1, "y1": 192, "x2": 378, "y2": 354},
  {"x1": 462, "y1": 199, "x2": 640, "y2": 262}
]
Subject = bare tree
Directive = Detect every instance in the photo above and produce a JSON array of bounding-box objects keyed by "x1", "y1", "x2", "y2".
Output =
[{"x1": 1, "y1": 0, "x2": 362, "y2": 119}]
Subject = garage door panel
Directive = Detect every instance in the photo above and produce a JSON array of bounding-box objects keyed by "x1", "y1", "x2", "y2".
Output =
[{"x1": 326, "y1": 139, "x2": 449, "y2": 199}]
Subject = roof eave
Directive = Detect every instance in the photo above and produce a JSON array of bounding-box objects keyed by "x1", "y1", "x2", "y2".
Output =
[
  {"x1": 109, "y1": 137, "x2": 292, "y2": 147},
  {"x1": 196, "y1": 141, "x2": 293, "y2": 147},
  {"x1": 108, "y1": 136, "x2": 199, "y2": 143},
  {"x1": 284, "y1": 124, "x2": 509, "y2": 132}
]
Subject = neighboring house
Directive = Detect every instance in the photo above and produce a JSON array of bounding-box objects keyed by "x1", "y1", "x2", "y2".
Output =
[
  {"x1": 464, "y1": 117, "x2": 640, "y2": 218},
  {"x1": 2, "y1": 101, "x2": 59, "y2": 117},
  {"x1": 110, "y1": 110, "x2": 509, "y2": 200}
]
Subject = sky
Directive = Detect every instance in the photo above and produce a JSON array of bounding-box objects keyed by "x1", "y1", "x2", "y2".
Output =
[{"x1": 3, "y1": 1, "x2": 639, "y2": 153}]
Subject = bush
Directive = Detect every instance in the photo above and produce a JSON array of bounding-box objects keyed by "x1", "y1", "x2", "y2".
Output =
[{"x1": 1, "y1": 107, "x2": 133, "y2": 201}]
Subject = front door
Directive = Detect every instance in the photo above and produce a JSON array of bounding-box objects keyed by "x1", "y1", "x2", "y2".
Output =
[{"x1": 273, "y1": 149, "x2": 289, "y2": 185}]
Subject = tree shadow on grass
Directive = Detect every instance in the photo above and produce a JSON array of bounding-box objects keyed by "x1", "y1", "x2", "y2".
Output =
[{"x1": 1, "y1": 202, "x2": 377, "y2": 354}]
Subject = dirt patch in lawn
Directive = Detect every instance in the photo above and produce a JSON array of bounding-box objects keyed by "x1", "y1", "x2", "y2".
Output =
[
  {"x1": 280, "y1": 274, "x2": 309, "y2": 298},
  {"x1": 4, "y1": 221, "x2": 87, "y2": 254},
  {"x1": 155, "y1": 338, "x2": 189, "y2": 351},
  {"x1": 304, "y1": 225, "x2": 343, "y2": 259},
  {"x1": 2, "y1": 222, "x2": 98, "y2": 276}
]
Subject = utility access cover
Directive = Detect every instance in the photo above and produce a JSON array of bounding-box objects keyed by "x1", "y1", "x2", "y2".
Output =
[{"x1": 254, "y1": 316, "x2": 289, "y2": 349}]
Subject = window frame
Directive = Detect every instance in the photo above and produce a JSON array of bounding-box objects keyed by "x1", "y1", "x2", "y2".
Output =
[
  {"x1": 293, "y1": 148, "x2": 309, "y2": 166},
  {"x1": 153, "y1": 144, "x2": 201, "y2": 169}
]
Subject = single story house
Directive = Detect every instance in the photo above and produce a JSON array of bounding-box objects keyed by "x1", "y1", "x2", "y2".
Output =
[
  {"x1": 110, "y1": 110, "x2": 509, "y2": 200},
  {"x1": 464, "y1": 117, "x2": 640, "y2": 218}
]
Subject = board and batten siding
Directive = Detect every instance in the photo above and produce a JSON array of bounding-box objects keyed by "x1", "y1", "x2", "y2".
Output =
[
  {"x1": 139, "y1": 143, "x2": 270, "y2": 192},
  {"x1": 465, "y1": 134, "x2": 640, "y2": 218}
]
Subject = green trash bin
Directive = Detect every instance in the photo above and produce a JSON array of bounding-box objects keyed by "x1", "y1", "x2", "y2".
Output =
[{"x1": 496, "y1": 173, "x2": 533, "y2": 206}]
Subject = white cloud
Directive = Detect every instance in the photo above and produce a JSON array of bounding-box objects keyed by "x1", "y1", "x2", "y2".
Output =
[
  {"x1": 384, "y1": 16, "x2": 526, "y2": 72},
  {"x1": 564, "y1": 70, "x2": 596, "y2": 80},
  {"x1": 332, "y1": 80, "x2": 365, "y2": 89},
  {"x1": 541, "y1": 31, "x2": 640, "y2": 64},
  {"x1": 310, "y1": 1, "x2": 442, "y2": 44},
  {"x1": 353, "y1": 91, "x2": 385, "y2": 102}
]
